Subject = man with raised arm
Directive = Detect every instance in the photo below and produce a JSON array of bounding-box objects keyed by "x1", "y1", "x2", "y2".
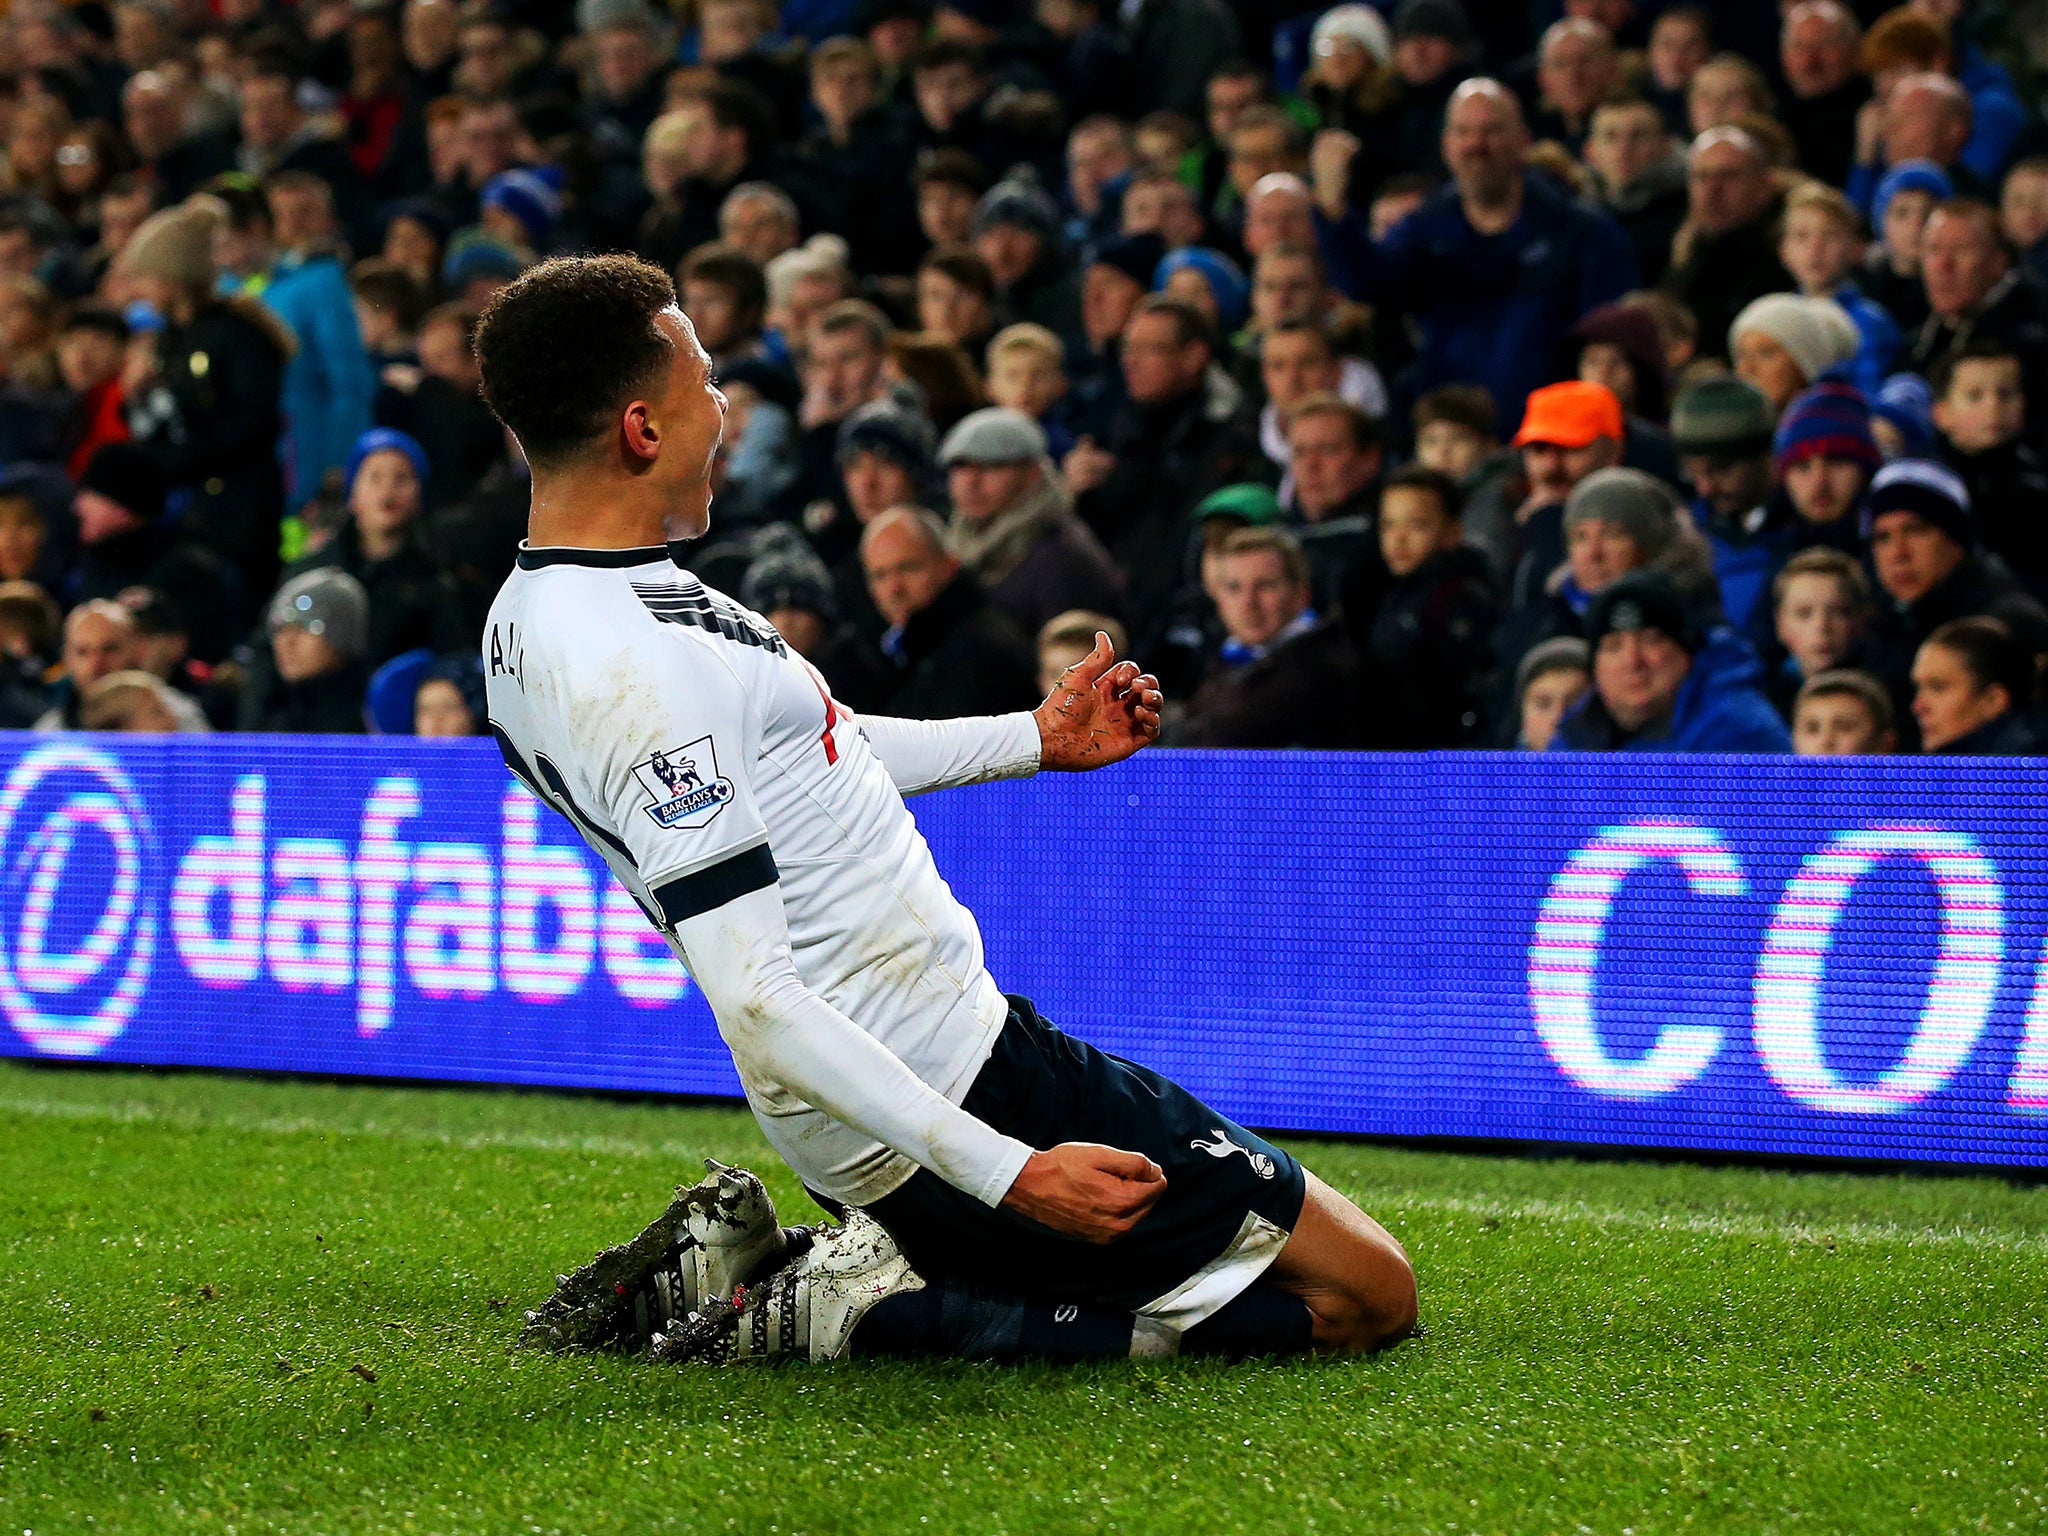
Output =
[{"x1": 481, "y1": 254, "x2": 1415, "y2": 1366}]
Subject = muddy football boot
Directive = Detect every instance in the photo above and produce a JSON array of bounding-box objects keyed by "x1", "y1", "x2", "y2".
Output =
[
  {"x1": 650, "y1": 1210, "x2": 924, "y2": 1365},
  {"x1": 520, "y1": 1160, "x2": 799, "y2": 1353}
]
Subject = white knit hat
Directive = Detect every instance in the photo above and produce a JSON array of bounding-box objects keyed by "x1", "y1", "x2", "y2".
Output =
[
  {"x1": 1728, "y1": 294, "x2": 1861, "y2": 388},
  {"x1": 1312, "y1": 4, "x2": 1394, "y2": 64}
]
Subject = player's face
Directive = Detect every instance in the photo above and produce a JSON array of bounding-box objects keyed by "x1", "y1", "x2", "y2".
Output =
[{"x1": 651, "y1": 307, "x2": 729, "y2": 540}]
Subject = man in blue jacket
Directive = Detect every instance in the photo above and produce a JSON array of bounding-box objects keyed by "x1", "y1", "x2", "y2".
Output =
[
  {"x1": 1554, "y1": 570, "x2": 1792, "y2": 752},
  {"x1": 263, "y1": 172, "x2": 377, "y2": 511},
  {"x1": 1309, "y1": 78, "x2": 1638, "y2": 427}
]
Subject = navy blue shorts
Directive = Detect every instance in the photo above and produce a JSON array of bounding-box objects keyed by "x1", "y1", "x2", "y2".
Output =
[{"x1": 858, "y1": 996, "x2": 1307, "y2": 1321}]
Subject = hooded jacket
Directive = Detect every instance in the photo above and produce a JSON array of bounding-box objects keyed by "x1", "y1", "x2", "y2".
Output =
[{"x1": 1552, "y1": 628, "x2": 1791, "y2": 751}]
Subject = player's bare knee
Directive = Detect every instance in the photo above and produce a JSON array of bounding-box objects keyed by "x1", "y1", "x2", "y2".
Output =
[{"x1": 1340, "y1": 1246, "x2": 1418, "y2": 1352}]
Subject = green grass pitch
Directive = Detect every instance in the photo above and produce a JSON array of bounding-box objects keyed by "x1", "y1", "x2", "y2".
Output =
[{"x1": 3, "y1": 1061, "x2": 2046, "y2": 1535}]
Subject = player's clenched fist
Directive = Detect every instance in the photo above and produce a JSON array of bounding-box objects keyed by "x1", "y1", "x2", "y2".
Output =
[{"x1": 1002, "y1": 1142, "x2": 1167, "y2": 1243}]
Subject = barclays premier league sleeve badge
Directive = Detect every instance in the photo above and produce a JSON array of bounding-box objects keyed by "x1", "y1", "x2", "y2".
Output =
[{"x1": 632, "y1": 738, "x2": 736, "y2": 830}]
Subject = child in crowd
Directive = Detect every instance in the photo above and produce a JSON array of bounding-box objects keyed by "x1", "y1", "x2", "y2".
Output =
[
  {"x1": 1769, "y1": 547, "x2": 1874, "y2": 719},
  {"x1": 1775, "y1": 183, "x2": 1900, "y2": 396},
  {"x1": 1859, "y1": 160, "x2": 1951, "y2": 332},
  {"x1": 1513, "y1": 636, "x2": 1592, "y2": 751},
  {"x1": 1411, "y1": 384, "x2": 1499, "y2": 481},
  {"x1": 351, "y1": 258, "x2": 430, "y2": 384},
  {"x1": 1871, "y1": 373, "x2": 1937, "y2": 458},
  {"x1": 1035, "y1": 609, "x2": 1127, "y2": 699},
  {"x1": 0, "y1": 492, "x2": 46, "y2": 584},
  {"x1": 2000, "y1": 156, "x2": 2048, "y2": 282},
  {"x1": 55, "y1": 303, "x2": 128, "y2": 481},
  {"x1": 1773, "y1": 383, "x2": 1881, "y2": 549},
  {"x1": 1353, "y1": 466, "x2": 1499, "y2": 748},
  {"x1": 1792, "y1": 668, "x2": 1897, "y2": 754},
  {"x1": 984, "y1": 324, "x2": 1075, "y2": 458},
  {"x1": 1931, "y1": 341, "x2": 2048, "y2": 595}
]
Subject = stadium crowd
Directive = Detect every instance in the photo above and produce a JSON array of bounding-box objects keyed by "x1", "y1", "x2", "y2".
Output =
[{"x1": 0, "y1": 0, "x2": 2044, "y2": 753}]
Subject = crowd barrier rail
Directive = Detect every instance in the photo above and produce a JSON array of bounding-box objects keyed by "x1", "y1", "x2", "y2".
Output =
[{"x1": 2, "y1": 734, "x2": 2043, "y2": 1169}]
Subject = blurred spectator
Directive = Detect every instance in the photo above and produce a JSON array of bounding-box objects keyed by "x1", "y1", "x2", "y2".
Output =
[
  {"x1": 1768, "y1": 546, "x2": 1876, "y2": 719},
  {"x1": 1910, "y1": 198, "x2": 2048, "y2": 400},
  {"x1": 0, "y1": 492, "x2": 51, "y2": 586},
  {"x1": 1513, "y1": 635, "x2": 1591, "y2": 750},
  {"x1": 984, "y1": 324, "x2": 1075, "y2": 458},
  {"x1": 412, "y1": 656, "x2": 487, "y2": 738},
  {"x1": 742, "y1": 535, "x2": 886, "y2": 709},
  {"x1": 1778, "y1": 1, "x2": 1868, "y2": 187},
  {"x1": 1497, "y1": 380, "x2": 1624, "y2": 614},
  {"x1": 1552, "y1": 570, "x2": 1791, "y2": 751},
  {"x1": 795, "y1": 299, "x2": 897, "y2": 508},
  {"x1": 77, "y1": 668, "x2": 201, "y2": 732},
  {"x1": 884, "y1": 331, "x2": 984, "y2": 434},
  {"x1": 1774, "y1": 383, "x2": 1881, "y2": 554},
  {"x1": 1528, "y1": 18, "x2": 1620, "y2": 156},
  {"x1": 36, "y1": 597, "x2": 141, "y2": 730},
  {"x1": 1350, "y1": 465, "x2": 1496, "y2": 747},
  {"x1": 1872, "y1": 370, "x2": 1938, "y2": 458},
  {"x1": 114, "y1": 199, "x2": 290, "y2": 613},
  {"x1": 679, "y1": 244, "x2": 782, "y2": 375},
  {"x1": 940, "y1": 407, "x2": 1123, "y2": 639},
  {"x1": 1912, "y1": 615, "x2": 2037, "y2": 753},
  {"x1": 2002, "y1": 157, "x2": 2048, "y2": 284},
  {"x1": 1035, "y1": 608, "x2": 1128, "y2": 697},
  {"x1": 1180, "y1": 526, "x2": 1359, "y2": 748},
  {"x1": 973, "y1": 172, "x2": 1081, "y2": 342},
  {"x1": 261, "y1": 172, "x2": 379, "y2": 510},
  {"x1": 1861, "y1": 457, "x2": 2048, "y2": 744},
  {"x1": 1314, "y1": 78, "x2": 1637, "y2": 424},
  {"x1": 238, "y1": 567, "x2": 373, "y2": 734},
  {"x1": 121, "y1": 585, "x2": 236, "y2": 729},
  {"x1": 1860, "y1": 159, "x2": 1950, "y2": 331},
  {"x1": 282, "y1": 428, "x2": 449, "y2": 667},
  {"x1": 1581, "y1": 97, "x2": 1686, "y2": 289},
  {"x1": 1729, "y1": 294, "x2": 1862, "y2": 416},
  {"x1": 56, "y1": 304, "x2": 132, "y2": 480},
  {"x1": 1569, "y1": 300, "x2": 1678, "y2": 481},
  {"x1": 377, "y1": 303, "x2": 503, "y2": 513},
  {"x1": 1065, "y1": 295, "x2": 1262, "y2": 687},
  {"x1": 1930, "y1": 340, "x2": 2048, "y2": 595},
  {"x1": 1792, "y1": 667, "x2": 1897, "y2": 753},
  {"x1": 806, "y1": 397, "x2": 938, "y2": 609},
  {"x1": 0, "y1": 581, "x2": 58, "y2": 729},
  {"x1": 68, "y1": 443, "x2": 238, "y2": 659},
  {"x1": 1411, "y1": 383, "x2": 1499, "y2": 483},
  {"x1": 1670, "y1": 376, "x2": 1785, "y2": 635},
  {"x1": 860, "y1": 505, "x2": 1038, "y2": 718},
  {"x1": 1494, "y1": 463, "x2": 1716, "y2": 691},
  {"x1": 1662, "y1": 126, "x2": 1793, "y2": 360},
  {"x1": 1777, "y1": 183, "x2": 1901, "y2": 395}
]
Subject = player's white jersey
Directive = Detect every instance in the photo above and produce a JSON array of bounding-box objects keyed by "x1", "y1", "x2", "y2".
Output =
[{"x1": 482, "y1": 544, "x2": 1014, "y2": 1205}]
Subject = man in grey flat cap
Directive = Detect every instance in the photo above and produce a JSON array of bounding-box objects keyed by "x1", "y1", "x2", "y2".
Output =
[{"x1": 941, "y1": 407, "x2": 1126, "y2": 640}]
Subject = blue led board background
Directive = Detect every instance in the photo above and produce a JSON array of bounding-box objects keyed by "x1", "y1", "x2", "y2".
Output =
[{"x1": 1, "y1": 735, "x2": 2044, "y2": 1167}]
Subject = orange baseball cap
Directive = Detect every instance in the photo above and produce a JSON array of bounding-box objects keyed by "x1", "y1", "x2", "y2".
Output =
[{"x1": 1511, "y1": 381, "x2": 1625, "y2": 449}]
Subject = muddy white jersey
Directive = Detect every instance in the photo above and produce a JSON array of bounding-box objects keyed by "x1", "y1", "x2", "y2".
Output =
[{"x1": 482, "y1": 543, "x2": 1042, "y2": 1206}]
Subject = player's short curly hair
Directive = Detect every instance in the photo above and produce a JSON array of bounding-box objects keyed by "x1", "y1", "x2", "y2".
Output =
[{"x1": 476, "y1": 254, "x2": 677, "y2": 467}]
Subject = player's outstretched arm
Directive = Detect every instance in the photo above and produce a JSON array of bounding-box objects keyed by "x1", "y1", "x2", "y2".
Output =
[{"x1": 1033, "y1": 632, "x2": 1163, "y2": 772}]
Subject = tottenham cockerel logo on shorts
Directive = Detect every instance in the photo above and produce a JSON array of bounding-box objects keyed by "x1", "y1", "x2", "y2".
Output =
[
  {"x1": 1191, "y1": 1128, "x2": 1277, "y2": 1180},
  {"x1": 632, "y1": 736, "x2": 735, "y2": 830}
]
